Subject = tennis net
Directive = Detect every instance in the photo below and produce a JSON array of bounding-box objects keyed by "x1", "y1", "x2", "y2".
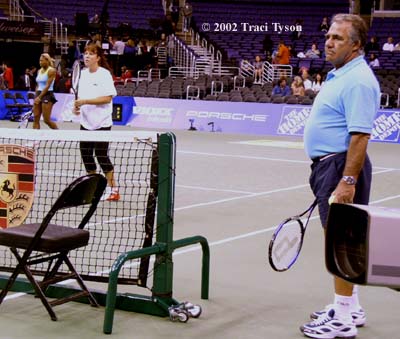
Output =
[{"x1": 0, "y1": 128, "x2": 160, "y2": 286}]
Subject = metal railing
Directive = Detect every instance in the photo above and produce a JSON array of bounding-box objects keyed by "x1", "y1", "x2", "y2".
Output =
[{"x1": 9, "y1": 0, "x2": 24, "y2": 21}]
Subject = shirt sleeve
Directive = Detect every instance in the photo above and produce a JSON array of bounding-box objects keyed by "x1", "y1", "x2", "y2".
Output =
[
  {"x1": 100, "y1": 69, "x2": 117, "y2": 97},
  {"x1": 343, "y1": 82, "x2": 379, "y2": 134}
]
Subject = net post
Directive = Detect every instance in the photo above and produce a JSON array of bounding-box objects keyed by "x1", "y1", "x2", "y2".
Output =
[{"x1": 152, "y1": 132, "x2": 176, "y2": 302}]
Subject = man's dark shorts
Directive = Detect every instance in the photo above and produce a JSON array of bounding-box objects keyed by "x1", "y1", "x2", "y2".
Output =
[{"x1": 309, "y1": 152, "x2": 372, "y2": 227}]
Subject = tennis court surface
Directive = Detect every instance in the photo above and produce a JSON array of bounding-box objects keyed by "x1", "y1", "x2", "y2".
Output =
[{"x1": 0, "y1": 121, "x2": 400, "y2": 339}]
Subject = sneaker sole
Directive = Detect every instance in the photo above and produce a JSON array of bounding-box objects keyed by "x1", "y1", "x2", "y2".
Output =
[{"x1": 301, "y1": 326, "x2": 357, "y2": 339}]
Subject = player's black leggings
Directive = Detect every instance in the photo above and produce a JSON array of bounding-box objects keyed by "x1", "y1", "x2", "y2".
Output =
[{"x1": 79, "y1": 125, "x2": 114, "y2": 173}]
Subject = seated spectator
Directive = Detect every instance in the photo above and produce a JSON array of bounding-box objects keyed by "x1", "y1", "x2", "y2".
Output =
[
  {"x1": 394, "y1": 42, "x2": 400, "y2": 51},
  {"x1": 305, "y1": 43, "x2": 320, "y2": 58},
  {"x1": 272, "y1": 76, "x2": 291, "y2": 96},
  {"x1": 120, "y1": 65, "x2": 133, "y2": 81},
  {"x1": 382, "y1": 37, "x2": 395, "y2": 52},
  {"x1": 253, "y1": 55, "x2": 263, "y2": 83},
  {"x1": 291, "y1": 76, "x2": 305, "y2": 96},
  {"x1": 311, "y1": 73, "x2": 325, "y2": 93},
  {"x1": 318, "y1": 16, "x2": 330, "y2": 32},
  {"x1": 364, "y1": 36, "x2": 380, "y2": 55},
  {"x1": 368, "y1": 53, "x2": 380, "y2": 68},
  {"x1": 301, "y1": 69, "x2": 312, "y2": 90}
]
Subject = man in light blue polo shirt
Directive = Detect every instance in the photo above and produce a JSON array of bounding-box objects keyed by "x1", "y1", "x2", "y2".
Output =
[{"x1": 301, "y1": 14, "x2": 380, "y2": 339}]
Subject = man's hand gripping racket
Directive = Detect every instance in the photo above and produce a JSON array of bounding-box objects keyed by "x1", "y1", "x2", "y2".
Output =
[{"x1": 268, "y1": 199, "x2": 317, "y2": 272}]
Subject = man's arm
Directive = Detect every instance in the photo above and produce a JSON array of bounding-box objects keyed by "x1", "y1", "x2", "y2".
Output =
[{"x1": 333, "y1": 132, "x2": 370, "y2": 203}]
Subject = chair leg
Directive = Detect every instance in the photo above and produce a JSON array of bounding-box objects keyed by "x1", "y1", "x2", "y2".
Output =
[
  {"x1": 0, "y1": 265, "x2": 23, "y2": 304},
  {"x1": 10, "y1": 247, "x2": 58, "y2": 320},
  {"x1": 22, "y1": 264, "x2": 58, "y2": 321},
  {"x1": 63, "y1": 256, "x2": 99, "y2": 307}
]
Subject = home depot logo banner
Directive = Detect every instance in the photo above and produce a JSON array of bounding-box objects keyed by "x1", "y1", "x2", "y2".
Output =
[
  {"x1": 371, "y1": 111, "x2": 400, "y2": 142},
  {"x1": 0, "y1": 145, "x2": 35, "y2": 228},
  {"x1": 277, "y1": 106, "x2": 312, "y2": 136}
]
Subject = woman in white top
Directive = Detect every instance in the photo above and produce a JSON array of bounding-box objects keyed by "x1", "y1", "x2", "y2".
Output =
[
  {"x1": 33, "y1": 53, "x2": 58, "y2": 129},
  {"x1": 311, "y1": 72, "x2": 325, "y2": 93},
  {"x1": 74, "y1": 43, "x2": 119, "y2": 201}
]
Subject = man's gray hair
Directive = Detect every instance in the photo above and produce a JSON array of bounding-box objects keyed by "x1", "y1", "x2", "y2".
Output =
[{"x1": 331, "y1": 14, "x2": 368, "y2": 49}]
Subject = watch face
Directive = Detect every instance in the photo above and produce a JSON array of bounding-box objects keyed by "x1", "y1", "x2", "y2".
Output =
[{"x1": 343, "y1": 176, "x2": 356, "y2": 185}]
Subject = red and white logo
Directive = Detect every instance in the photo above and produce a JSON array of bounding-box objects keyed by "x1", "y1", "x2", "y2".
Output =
[{"x1": 0, "y1": 144, "x2": 35, "y2": 228}]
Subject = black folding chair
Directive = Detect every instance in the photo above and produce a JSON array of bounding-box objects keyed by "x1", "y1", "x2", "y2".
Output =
[{"x1": 0, "y1": 174, "x2": 107, "y2": 321}]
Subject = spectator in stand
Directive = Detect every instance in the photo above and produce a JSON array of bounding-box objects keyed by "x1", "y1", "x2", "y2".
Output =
[
  {"x1": 394, "y1": 41, "x2": 400, "y2": 51},
  {"x1": 182, "y1": 1, "x2": 193, "y2": 32},
  {"x1": 291, "y1": 18, "x2": 304, "y2": 41},
  {"x1": 311, "y1": 72, "x2": 325, "y2": 93},
  {"x1": 124, "y1": 39, "x2": 137, "y2": 55},
  {"x1": 305, "y1": 43, "x2": 321, "y2": 58},
  {"x1": 364, "y1": 36, "x2": 379, "y2": 55},
  {"x1": 274, "y1": 40, "x2": 290, "y2": 65},
  {"x1": 318, "y1": 16, "x2": 330, "y2": 32},
  {"x1": 262, "y1": 34, "x2": 274, "y2": 63},
  {"x1": 253, "y1": 55, "x2": 263, "y2": 83},
  {"x1": 382, "y1": 36, "x2": 395, "y2": 51},
  {"x1": 120, "y1": 65, "x2": 132, "y2": 81},
  {"x1": 170, "y1": 0, "x2": 180, "y2": 32},
  {"x1": 368, "y1": 53, "x2": 380, "y2": 68},
  {"x1": 272, "y1": 76, "x2": 291, "y2": 96},
  {"x1": 291, "y1": 75, "x2": 305, "y2": 96},
  {"x1": 16, "y1": 68, "x2": 32, "y2": 91},
  {"x1": 28, "y1": 66, "x2": 37, "y2": 91},
  {"x1": 89, "y1": 13, "x2": 100, "y2": 24},
  {"x1": 1, "y1": 62, "x2": 14, "y2": 89},
  {"x1": 301, "y1": 69, "x2": 312, "y2": 90},
  {"x1": 109, "y1": 36, "x2": 125, "y2": 55}
]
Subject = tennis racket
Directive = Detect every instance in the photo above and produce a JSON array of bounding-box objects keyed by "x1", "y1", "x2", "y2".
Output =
[
  {"x1": 18, "y1": 110, "x2": 33, "y2": 129},
  {"x1": 71, "y1": 60, "x2": 81, "y2": 99},
  {"x1": 268, "y1": 199, "x2": 317, "y2": 272}
]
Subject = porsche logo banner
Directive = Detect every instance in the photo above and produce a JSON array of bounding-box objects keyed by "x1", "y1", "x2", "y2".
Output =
[{"x1": 0, "y1": 144, "x2": 35, "y2": 228}]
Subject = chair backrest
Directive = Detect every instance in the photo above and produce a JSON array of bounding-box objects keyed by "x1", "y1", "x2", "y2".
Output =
[
  {"x1": 15, "y1": 92, "x2": 28, "y2": 103},
  {"x1": 44, "y1": 174, "x2": 107, "y2": 229},
  {"x1": 3, "y1": 92, "x2": 16, "y2": 104}
]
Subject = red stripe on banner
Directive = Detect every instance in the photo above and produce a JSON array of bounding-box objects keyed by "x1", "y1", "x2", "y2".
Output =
[
  {"x1": 8, "y1": 163, "x2": 34, "y2": 173},
  {"x1": 0, "y1": 201, "x2": 6, "y2": 208},
  {"x1": 0, "y1": 218, "x2": 6, "y2": 229},
  {"x1": 19, "y1": 182, "x2": 34, "y2": 191}
]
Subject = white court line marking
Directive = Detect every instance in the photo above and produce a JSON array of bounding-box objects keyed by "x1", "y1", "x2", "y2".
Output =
[
  {"x1": 178, "y1": 150, "x2": 310, "y2": 164},
  {"x1": 178, "y1": 150, "x2": 400, "y2": 171},
  {"x1": 176, "y1": 184, "x2": 254, "y2": 195}
]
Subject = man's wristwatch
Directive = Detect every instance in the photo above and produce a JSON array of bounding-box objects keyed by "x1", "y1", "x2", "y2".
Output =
[{"x1": 342, "y1": 176, "x2": 357, "y2": 185}]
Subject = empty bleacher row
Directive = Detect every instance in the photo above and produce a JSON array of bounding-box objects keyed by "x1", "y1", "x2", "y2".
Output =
[{"x1": 114, "y1": 74, "x2": 316, "y2": 104}]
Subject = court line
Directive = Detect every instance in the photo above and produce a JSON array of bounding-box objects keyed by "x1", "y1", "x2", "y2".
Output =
[
  {"x1": 176, "y1": 184, "x2": 252, "y2": 195},
  {"x1": 178, "y1": 150, "x2": 400, "y2": 171}
]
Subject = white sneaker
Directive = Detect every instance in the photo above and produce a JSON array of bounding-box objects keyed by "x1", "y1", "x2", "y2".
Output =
[
  {"x1": 301, "y1": 309, "x2": 357, "y2": 339},
  {"x1": 310, "y1": 304, "x2": 366, "y2": 327}
]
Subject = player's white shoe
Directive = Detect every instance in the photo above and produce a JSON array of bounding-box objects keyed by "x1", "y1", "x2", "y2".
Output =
[
  {"x1": 301, "y1": 308, "x2": 357, "y2": 339},
  {"x1": 310, "y1": 304, "x2": 366, "y2": 327}
]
